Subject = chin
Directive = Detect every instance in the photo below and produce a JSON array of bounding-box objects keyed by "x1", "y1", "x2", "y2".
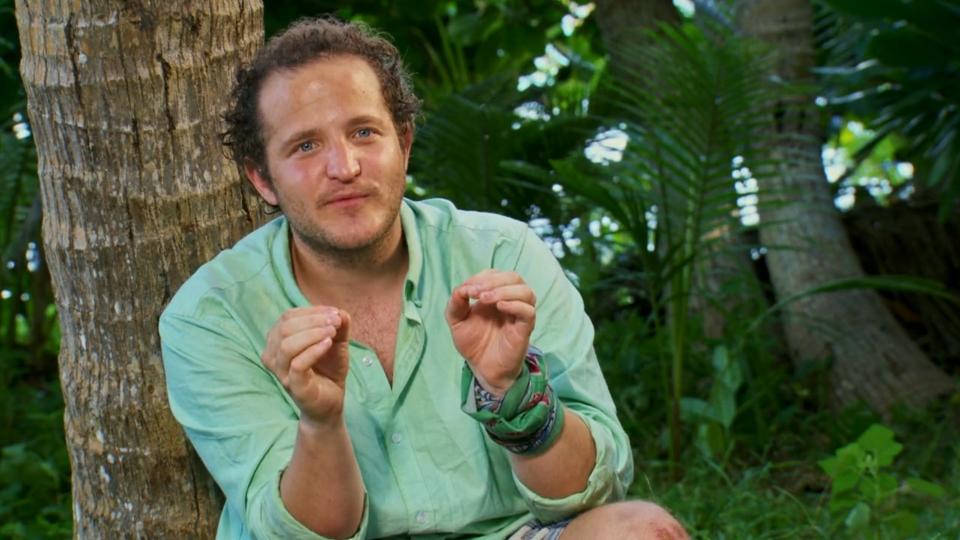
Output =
[{"x1": 297, "y1": 223, "x2": 394, "y2": 255}]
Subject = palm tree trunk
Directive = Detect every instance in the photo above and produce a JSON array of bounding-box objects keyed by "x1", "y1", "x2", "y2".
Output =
[
  {"x1": 594, "y1": 0, "x2": 680, "y2": 86},
  {"x1": 16, "y1": 0, "x2": 264, "y2": 535},
  {"x1": 737, "y1": 0, "x2": 954, "y2": 410}
]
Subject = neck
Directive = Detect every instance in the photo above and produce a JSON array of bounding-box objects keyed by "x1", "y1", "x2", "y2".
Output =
[{"x1": 290, "y1": 221, "x2": 408, "y2": 307}]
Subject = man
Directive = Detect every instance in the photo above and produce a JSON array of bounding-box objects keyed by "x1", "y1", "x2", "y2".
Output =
[{"x1": 160, "y1": 16, "x2": 687, "y2": 540}]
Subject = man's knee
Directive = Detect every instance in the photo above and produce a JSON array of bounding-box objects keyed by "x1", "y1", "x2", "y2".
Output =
[
  {"x1": 610, "y1": 501, "x2": 686, "y2": 540},
  {"x1": 564, "y1": 500, "x2": 688, "y2": 540}
]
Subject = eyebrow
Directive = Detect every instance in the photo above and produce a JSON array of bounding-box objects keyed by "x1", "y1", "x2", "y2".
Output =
[
  {"x1": 345, "y1": 114, "x2": 389, "y2": 130},
  {"x1": 278, "y1": 127, "x2": 322, "y2": 150},
  {"x1": 275, "y1": 115, "x2": 389, "y2": 150}
]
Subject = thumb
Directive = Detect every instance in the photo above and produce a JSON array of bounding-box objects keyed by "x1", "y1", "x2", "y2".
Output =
[
  {"x1": 332, "y1": 309, "x2": 351, "y2": 344},
  {"x1": 445, "y1": 285, "x2": 472, "y2": 326}
]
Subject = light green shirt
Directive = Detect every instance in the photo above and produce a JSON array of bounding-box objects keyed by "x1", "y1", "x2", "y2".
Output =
[{"x1": 159, "y1": 198, "x2": 633, "y2": 539}]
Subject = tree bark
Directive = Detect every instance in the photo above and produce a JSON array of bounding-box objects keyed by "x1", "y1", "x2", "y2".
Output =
[
  {"x1": 594, "y1": 0, "x2": 680, "y2": 53},
  {"x1": 16, "y1": 1, "x2": 264, "y2": 536},
  {"x1": 594, "y1": 0, "x2": 680, "y2": 87},
  {"x1": 844, "y1": 199, "x2": 960, "y2": 368},
  {"x1": 737, "y1": 0, "x2": 954, "y2": 410}
]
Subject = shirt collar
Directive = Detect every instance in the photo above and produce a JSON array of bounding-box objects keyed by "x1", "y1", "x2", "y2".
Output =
[
  {"x1": 399, "y1": 199, "x2": 424, "y2": 307},
  {"x1": 272, "y1": 216, "x2": 310, "y2": 308}
]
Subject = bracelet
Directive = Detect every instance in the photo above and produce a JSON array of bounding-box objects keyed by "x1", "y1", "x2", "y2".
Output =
[{"x1": 460, "y1": 346, "x2": 564, "y2": 455}]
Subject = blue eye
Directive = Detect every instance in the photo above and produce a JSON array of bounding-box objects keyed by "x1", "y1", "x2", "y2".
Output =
[
  {"x1": 298, "y1": 141, "x2": 315, "y2": 152},
  {"x1": 356, "y1": 128, "x2": 373, "y2": 138}
]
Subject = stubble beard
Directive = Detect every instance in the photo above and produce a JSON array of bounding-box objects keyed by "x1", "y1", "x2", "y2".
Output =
[{"x1": 287, "y1": 194, "x2": 404, "y2": 268}]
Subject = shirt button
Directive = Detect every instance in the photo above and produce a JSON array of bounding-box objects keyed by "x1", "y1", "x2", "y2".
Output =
[
  {"x1": 391, "y1": 432, "x2": 402, "y2": 444},
  {"x1": 415, "y1": 511, "x2": 428, "y2": 524},
  {"x1": 361, "y1": 356, "x2": 373, "y2": 367}
]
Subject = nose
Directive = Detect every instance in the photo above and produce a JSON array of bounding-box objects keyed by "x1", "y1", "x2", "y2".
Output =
[{"x1": 324, "y1": 140, "x2": 361, "y2": 181}]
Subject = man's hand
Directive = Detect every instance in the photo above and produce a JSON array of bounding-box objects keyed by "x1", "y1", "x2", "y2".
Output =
[
  {"x1": 261, "y1": 306, "x2": 351, "y2": 427},
  {"x1": 445, "y1": 270, "x2": 536, "y2": 395}
]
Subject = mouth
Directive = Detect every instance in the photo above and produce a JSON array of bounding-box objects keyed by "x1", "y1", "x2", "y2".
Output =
[{"x1": 325, "y1": 192, "x2": 369, "y2": 207}]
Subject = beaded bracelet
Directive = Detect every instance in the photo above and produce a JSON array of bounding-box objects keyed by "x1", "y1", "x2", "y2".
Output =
[{"x1": 460, "y1": 346, "x2": 564, "y2": 455}]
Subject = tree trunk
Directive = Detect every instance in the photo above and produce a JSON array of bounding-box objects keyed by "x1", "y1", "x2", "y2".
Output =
[
  {"x1": 16, "y1": 1, "x2": 264, "y2": 536},
  {"x1": 843, "y1": 199, "x2": 960, "y2": 369},
  {"x1": 594, "y1": 0, "x2": 680, "y2": 53},
  {"x1": 737, "y1": 0, "x2": 954, "y2": 410},
  {"x1": 594, "y1": 0, "x2": 680, "y2": 87}
]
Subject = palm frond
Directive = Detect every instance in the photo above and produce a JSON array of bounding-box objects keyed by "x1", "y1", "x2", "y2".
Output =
[
  {"x1": 410, "y1": 72, "x2": 599, "y2": 222},
  {"x1": 557, "y1": 21, "x2": 777, "y2": 296},
  {"x1": 815, "y1": 0, "x2": 960, "y2": 217}
]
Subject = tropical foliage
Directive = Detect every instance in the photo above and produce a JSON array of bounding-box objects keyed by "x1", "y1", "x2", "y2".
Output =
[
  {"x1": 2, "y1": 0, "x2": 958, "y2": 538},
  {"x1": 816, "y1": 0, "x2": 960, "y2": 218}
]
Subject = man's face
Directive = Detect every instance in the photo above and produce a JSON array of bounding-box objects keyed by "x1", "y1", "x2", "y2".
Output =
[{"x1": 246, "y1": 55, "x2": 412, "y2": 256}]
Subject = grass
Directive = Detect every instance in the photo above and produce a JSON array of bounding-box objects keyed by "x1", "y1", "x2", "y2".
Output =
[{"x1": 623, "y1": 401, "x2": 960, "y2": 539}]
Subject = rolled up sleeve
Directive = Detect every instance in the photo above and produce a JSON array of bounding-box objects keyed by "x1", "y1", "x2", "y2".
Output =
[
  {"x1": 160, "y1": 310, "x2": 368, "y2": 540},
  {"x1": 507, "y1": 228, "x2": 635, "y2": 522},
  {"x1": 253, "y1": 470, "x2": 369, "y2": 539}
]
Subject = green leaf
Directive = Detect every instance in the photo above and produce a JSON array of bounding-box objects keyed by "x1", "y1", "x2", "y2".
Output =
[
  {"x1": 836, "y1": 442, "x2": 866, "y2": 463},
  {"x1": 905, "y1": 477, "x2": 946, "y2": 498},
  {"x1": 856, "y1": 424, "x2": 902, "y2": 467},
  {"x1": 711, "y1": 345, "x2": 729, "y2": 372},
  {"x1": 823, "y1": 443, "x2": 866, "y2": 495},
  {"x1": 710, "y1": 390, "x2": 736, "y2": 430},
  {"x1": 447, "y1": 11, "x2": 500, "y2": 46},
  {"x1": 867, "y1": 28, "x2": 954, "y2": 68},
  {"x1": 712, "y1": 345, "x2": 743, "y2": 390},
  {"x1": 859, "y1": 473, "x2": 897, "y2": 501},
  {"x1": 820, "y1": 443, "x2": 864, "y2": 488},
  {"x1": 875, "y1": 473, "x2": 898, "y2": 499},
  {"x1": 884, "y1": 511, "x2": 919, "y2": 535},
  {"x1": 829, "y1": 493, "x2": 857, "y2": 514},
  {"x1": 818, "y1": 455, "x2": 843, "y2": 478},
  {"x1": 844, "y1": 502, "x2": 871, "y2": 531},
  {"x1": 822, "y1": 0, "x2": 909, "y2": 20},
  {"x1": 832, "y1": 469, "x2": 860, "y2": 495},
  {"x1": 695, "y1": 422, "x2": 725, "y2": 458},
  {"x1": 679, "y1": 397, "x2": 715, "y2": 423}
]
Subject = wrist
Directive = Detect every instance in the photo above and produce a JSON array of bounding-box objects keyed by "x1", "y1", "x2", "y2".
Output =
[
  {"x1": 298, "y1": 413, "x2": 347, "y2": 439},
  {"x1": 473, "y1": 350, "x2": 528, "y2": 397},
  {"x1": 460, "y1": 345, "x2": 564, "y2": 455},
  {"x1": 473, "y1": 372, "x2": 518, "y2": 398}
]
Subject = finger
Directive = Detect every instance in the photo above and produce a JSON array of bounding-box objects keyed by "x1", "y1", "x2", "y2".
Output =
[
  {"x1": 445, "y1": 285, "x2": 473, "y2": 324},
  {"x1": 461, "y1": 270, "x2": 525, "y2": 292},
  {"x1": 288, "y1": 337, "x2": 335, "y2": 373},
  {"x1": 458, "y1": 268, "x2": 500, "y2": 288},
  {"x1": 278, "y1": 305, "x2": 341, "y2": 321},
  {"x1": 331, "y1": 309, "x2": 351, "y2": 344},
  {"x1": 475, "y1": 284, "x2": 536, "y2": 307},
  {"x1": 275, "y1": 326, "x2": 338, "y2": 375},
  {"x1": 278, "y1": 308, "x2": 342, "y2": 338},
  {"x1": 287, "y1": 337, "x2": 335, "y2": 396},
  {"x1": 494, "y1": 299, "x2": 537, "y2": 325}
]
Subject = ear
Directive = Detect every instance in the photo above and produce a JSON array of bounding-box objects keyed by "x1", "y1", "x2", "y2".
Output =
[
  {"x1": 399, "y1": 125, "x2": 414, "y2": 172},
  {"x1": 243, "y1": 160, "x2": 279, "y2": 207}
]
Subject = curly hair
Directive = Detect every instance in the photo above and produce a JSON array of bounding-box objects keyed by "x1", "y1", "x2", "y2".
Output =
[{"x1": 221, "y1": 16, "x2": 421, "y2": 178}]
